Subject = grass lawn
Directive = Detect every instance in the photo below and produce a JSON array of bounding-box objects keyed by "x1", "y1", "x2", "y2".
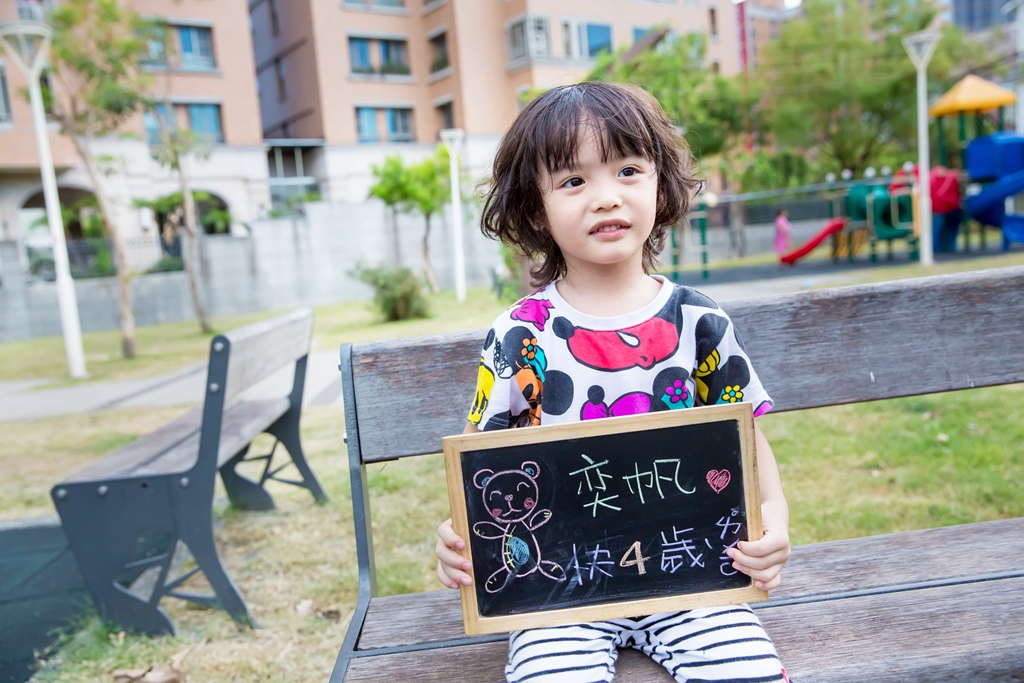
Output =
[{"x1": 4, "y1": 251, "x2": 1022, "y2": 681}]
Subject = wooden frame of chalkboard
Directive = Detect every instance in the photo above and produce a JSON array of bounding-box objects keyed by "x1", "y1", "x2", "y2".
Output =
[{"x1": 443, "y1": 402, "x2": 766, "y2": 636}]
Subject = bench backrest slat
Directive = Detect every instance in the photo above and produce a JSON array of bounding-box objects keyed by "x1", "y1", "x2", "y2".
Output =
[
  {"x1": 221, "y1": 308, "x2": 315, "y2": 401},
  {"x1": 347, "y1": 266, "x2": 1024, "y2": 463}
]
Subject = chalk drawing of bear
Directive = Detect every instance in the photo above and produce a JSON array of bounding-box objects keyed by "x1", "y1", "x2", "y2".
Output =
[{"x1": 472, "y1": 461, "x2": 567, "y2": 593}]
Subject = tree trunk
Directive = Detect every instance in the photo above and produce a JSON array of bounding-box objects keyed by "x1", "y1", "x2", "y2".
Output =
[
  {"x1": 72, "y1": 135, "x2": 136, "y2": 358},
  {"x1": 719, "y1": 168, "x2": 746, "y2": 259},
  {"x1": 177, "y1": 161, "x2": 213, "y2": 333},
  {"x1": 421, "y1": 214, "x2": 438, "y2": 293},
  {"x1": 391, "y1": 207, "x2": 402, "y2": 266}
]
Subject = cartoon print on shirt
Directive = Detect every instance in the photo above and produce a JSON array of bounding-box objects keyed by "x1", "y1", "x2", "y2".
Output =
[
  {"x1": 472, "y1": 461, "x2": 566, "y2": 593},
  {"x1": 510, "y1": 298, "x2": 555, "y2": 331},
  {"x1": 580, "y1": 367, "x2": 691, "y2": 420},
  {"x1": 482, "y1": 326, "x2": 574, "y2": 429},
  {"x1": 692, "y1": 312, "x2": 772, "y2": 414},
  {"x1": 551, "y1": 287, "x2": 715, "y2": 372},
  {"x1": 469, "y1": 357, "x2": 495, "y2": 426}
]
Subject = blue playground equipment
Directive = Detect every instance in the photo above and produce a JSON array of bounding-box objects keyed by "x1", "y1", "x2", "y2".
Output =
[{"x1": 964, "y1": 133, "x2": 1024, "y2": 250}]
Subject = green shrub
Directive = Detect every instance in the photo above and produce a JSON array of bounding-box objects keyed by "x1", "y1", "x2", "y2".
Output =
[
  {"x1": 146, "y1": 255, "x2": 184, "y2": 273},
  {"x1": 351, "y1": 264, "x2": 429, "y2": 322}
]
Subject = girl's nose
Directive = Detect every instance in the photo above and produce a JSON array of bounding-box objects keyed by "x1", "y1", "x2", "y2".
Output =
[{"x1": 590, "y1": 181, "x2": 623, "y2": 211}]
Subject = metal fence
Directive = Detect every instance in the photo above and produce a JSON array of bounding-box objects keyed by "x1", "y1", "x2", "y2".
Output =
[
  {"x1": 26, "y1": 235, "x2": 182, "y2": 281},
  {"x1": 703, "y1": 179, "x2": 898, "y2": 230}
]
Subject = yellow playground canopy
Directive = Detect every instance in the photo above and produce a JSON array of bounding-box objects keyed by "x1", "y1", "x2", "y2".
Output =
[{"x1": 929, "y1": 74, "x2": 1016, "y2": 117}]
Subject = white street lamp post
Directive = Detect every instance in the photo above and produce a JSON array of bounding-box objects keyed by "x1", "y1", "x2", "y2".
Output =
[
  {"x1": 1001, "y1": 0, "x2": 1024, "y2": 131},
  {"x1": 902, "y1": 29, "x2": 941, "y2": 267},
  {"x1": 440, "y1": 128, "x2": 466, "y2": 303},
  {"x1": 1, "y1": 8, "x2": 87, "y2": 377}
]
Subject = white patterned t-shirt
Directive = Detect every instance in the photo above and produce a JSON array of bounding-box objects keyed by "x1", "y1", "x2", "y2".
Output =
[{"x1": 467, "y1": 275, "x2": 773, "y2": 431}]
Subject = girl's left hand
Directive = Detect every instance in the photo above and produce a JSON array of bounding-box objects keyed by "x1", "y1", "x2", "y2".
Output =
[{"x1": 726, "y1": 521, "x2": 791, "y2": 591}]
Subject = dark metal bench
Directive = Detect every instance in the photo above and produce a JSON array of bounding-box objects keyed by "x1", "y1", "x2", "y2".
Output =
[
  {"x1": 331, "y1": 266, "x2": 1024, "y2": 681},
  {"x1": 51, "y1": 308, "x2": 328, "y2": 636}
]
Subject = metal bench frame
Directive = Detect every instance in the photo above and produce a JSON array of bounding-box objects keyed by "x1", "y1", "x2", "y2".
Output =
[{"x1": 52, "y1": 309, "x2": 328, "y2": 636}]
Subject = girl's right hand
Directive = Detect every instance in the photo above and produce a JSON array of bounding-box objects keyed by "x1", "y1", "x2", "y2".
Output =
[{"x1": 436, "y1": 518, "x2": 473, "y2": 589}]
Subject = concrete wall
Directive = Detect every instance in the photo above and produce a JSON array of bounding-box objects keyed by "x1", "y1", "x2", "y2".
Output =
[{"x1": 0, "y1": 197, "x2": 505, "y2": 342}]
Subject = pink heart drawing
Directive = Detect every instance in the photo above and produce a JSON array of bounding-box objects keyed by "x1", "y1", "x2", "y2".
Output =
[{"x1": 707, "y1": 469, "x2": 731, "y2": 494}]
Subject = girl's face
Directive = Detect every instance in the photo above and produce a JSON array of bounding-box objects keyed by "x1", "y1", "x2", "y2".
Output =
[{"x1": 538, "y1": 127, "x2": 659, "y2": 279}]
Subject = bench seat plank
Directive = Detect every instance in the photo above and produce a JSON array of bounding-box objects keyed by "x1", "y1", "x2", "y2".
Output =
[
  {"x1": 356, "y1": 518, "x2": 1024, "y2": 651},
  {"x1": 61, "y1": 398, "x2": 290, "y2": 483},
  {"x1": 344, "y1": 577, "x2": 1024, "y2": 682},
  {"x1": 761, "y1": 577, "x2": 1024, "y2": 683},
  {"x1": 61, "y1": 408, "x2": 204, "y2": 484}
]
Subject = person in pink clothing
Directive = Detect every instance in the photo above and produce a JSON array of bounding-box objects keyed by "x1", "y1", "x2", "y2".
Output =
[{"x1": 774, "y1": 208, "x2": 792, "y2": 255}]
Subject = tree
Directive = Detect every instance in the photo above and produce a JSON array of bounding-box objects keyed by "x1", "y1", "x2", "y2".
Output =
[
  {"x1": 406, "y1": 147, "x2": 451, "y2": 293},
  {"x1": 369, "y1": 154, "x2": 411, "y2": 267},
  {"x1": 368, "y1": 149, "x2": 454, "y2": 292},
  {"x1": 144, "y1": 18, "x2": 214, "y2": 333},
  {"x1": 759, "y1": 0, "x2": 992, "y2": 176},
  {"x1": 46, "y1": 0, "x2": 151, "y2": 358}
]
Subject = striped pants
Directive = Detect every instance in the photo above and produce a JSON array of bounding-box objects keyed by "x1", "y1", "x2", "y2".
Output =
[{"x1": 505, "y1": 605, "x2": 787, "y2": 683}]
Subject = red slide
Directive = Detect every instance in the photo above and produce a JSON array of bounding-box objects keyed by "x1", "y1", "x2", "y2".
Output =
[{"x1": 780, "y1": 218, "x2": 846, "y2": 265}]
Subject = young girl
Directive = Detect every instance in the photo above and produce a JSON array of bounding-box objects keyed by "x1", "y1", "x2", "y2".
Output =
[{"x1": 436, "y1": 82, "x2": 791, "y2": 683}]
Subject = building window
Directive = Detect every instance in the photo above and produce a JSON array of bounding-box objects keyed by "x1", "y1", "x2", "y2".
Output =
[
  {"x1": 0, "y1": 64, "x2": 11, "y2": 124},
  {"x1": 436, "y1": 101, "x2": 454, "y2": 130},
  {"x1": 349, "y1": 38, "x2": 373, "y2": 74},
  {"x1": 386, "y1": 108, "x2": 413, "y2": 142},
  {"x1": 274, "y1": 58, "x2": 287, "y2": 101},
  {"x1": 143, "y1": 103, "x2": 175, "y2": 145},
  {"x1": 380, "y1": 40, "x2": 410, "y2": 75},
  {"x1": 580, "y1": 23, "x2": 612, "y2": 57},
  {"x1": 268, "y1": 0, "x2": 280, "y2": 35},
  {"x1": 563, "y1": 21, "x2": 611, "y2": 58},
  {"x1": 430, "y1": 32, "x2": 449, "y2": 72},
  {"x1": 507, "y1": 16, "x2": 550, "y2": 63},
  {"x1": 188, "y1": 104, "x2": 223, "y2": 143},
  {"x1": 508, "y1": 20, "x2": 528, "y2": 61},
  {"x1": 356, "y1": 107, "x2": 378, "y2": 143},
  {"x1": 178, "y1": 26, "x2": 216, "y2": 70},
  {"x1": 634, "y1": 27, "x2": 651, "y2": 43},
  {"x1": 530, "y1": 18, "x2": 551, "y2": 57},
  {"x1": 709, "y1": 7, "x2": 718, "y2": 37}
]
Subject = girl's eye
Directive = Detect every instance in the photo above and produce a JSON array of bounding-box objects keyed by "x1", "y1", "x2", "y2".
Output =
[
  {"x1": 619, "y1": 167, "x2": 638, "y2": 177},
  {"x1": 561, "y1": 177, "x2": 584, "y2": 189}
]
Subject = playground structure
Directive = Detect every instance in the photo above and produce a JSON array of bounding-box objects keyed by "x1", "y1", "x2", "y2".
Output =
[
  {"x1": 963, "y1": 133, "x2": 1024, "y2": 250},
  {"x1": 780, "y1": 180, "x2": 923, "y2": 266},
  {"x1": 781, "y1": 73, "x2": 1023, "y2": 265}
]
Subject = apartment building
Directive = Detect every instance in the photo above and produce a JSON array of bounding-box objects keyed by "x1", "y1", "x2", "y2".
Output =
[
  {"x1": 249, "y1": 0, "x2": 744, "y2": 204},
  {"x1": 0, "y1": 0, "x2": 268, "y2": 250}
]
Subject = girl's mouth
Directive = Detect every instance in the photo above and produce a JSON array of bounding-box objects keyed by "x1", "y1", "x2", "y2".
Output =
[{"x1": 590, "y1": 220, "x2": 630, "y2": 235}]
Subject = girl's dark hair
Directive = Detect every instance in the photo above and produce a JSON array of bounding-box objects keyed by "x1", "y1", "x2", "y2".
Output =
[{"x1": 480, "y1": 81, "x2": 702, "y2": 286}]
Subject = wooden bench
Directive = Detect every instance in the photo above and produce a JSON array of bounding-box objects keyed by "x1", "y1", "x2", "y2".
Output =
[
  {"x1": 331, "y1": 266, "x2": 1024, "y2": 682},
  {"x1": 51, "y1": 308, "x2": 328, "y2": 636}
]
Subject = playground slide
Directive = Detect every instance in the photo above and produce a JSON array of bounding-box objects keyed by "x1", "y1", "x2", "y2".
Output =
[
  {"x1": 965, "y1": 169, "x2": 1024, "y2": 245},
  {"x1": 780, "y1": 218, "x2": 846, "y2": 265}
]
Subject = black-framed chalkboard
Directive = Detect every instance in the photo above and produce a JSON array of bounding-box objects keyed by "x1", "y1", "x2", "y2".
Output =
[{"x1": 443, "y1": 402, "x2": 765, "y2": 635}]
